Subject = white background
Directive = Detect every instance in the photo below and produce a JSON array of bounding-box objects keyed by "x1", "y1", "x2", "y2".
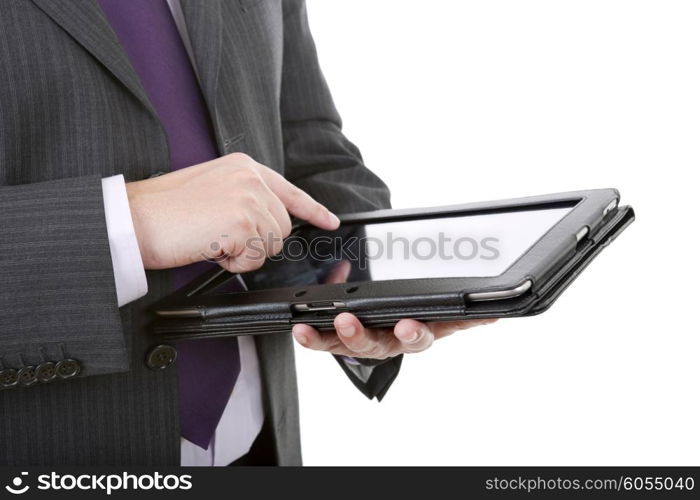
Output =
[{"x1": 295, "y1": 0, "x2": 700, "y2": 465}]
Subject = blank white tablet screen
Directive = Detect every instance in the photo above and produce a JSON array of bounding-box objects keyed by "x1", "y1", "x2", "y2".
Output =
[{"x1": 361, "y1": 207, "x2": 572, "y2": 279}]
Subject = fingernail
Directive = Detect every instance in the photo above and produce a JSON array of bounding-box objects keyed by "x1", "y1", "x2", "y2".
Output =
[
  {"x1": 402, "y1": 329, "x2": 421, "y2": 343},
  {"x1": 293, "y1": 332, "x2": 308, "y2": 345},
  {"x1": 338, "y1": 324, "x2": 355, "y2": 338},
  {"x1": 328, "y1": 212, "x2": 340, "y2": 227}
]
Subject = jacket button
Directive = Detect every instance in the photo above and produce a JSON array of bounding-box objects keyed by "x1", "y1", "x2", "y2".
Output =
[
  {"x1": 37, "y1": 362, "x2": 57, "y2": 383},
  {"x1": 0, "y1": 369, "x2": 19, "y2": 389},
  {"x1": 56, "y1": 359, "x2": 81, "y2": 379},
  {"x1": 146, "y1": 344, "x2": 177, "y2": 370},
  {"x1": 18, "y1": 366, "x2": 38, "y2": 387}
]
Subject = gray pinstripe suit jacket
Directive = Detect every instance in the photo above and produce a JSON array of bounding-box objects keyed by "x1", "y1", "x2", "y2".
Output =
[{"x1": 0, "y1": 0, "x2": 401, "y2": 465}]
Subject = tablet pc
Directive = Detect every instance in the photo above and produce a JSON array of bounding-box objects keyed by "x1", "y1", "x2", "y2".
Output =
[{"x1": 152, "y1": 188, "x2": 634, "y2": 339}]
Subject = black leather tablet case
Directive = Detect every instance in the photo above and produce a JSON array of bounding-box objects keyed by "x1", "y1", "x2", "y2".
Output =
[{"x1": 151, "y1": 191, "x2": 634, "y2": 340}]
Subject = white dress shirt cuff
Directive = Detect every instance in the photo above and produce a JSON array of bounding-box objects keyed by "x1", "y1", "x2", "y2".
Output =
[{"x1": 101, "y1": 175, "x2": 148, "y2": 307}]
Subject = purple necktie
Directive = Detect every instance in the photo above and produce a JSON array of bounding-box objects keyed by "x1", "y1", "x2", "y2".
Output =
[{"x1": 98, "y1": 0, "x2": 242, "y2": 450}]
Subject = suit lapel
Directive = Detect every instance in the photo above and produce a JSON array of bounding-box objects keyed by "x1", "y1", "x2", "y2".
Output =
[
  {"x1": 179, "y1": 0, "x2": 224, "y2": 148},
  {"x1": 30, "y1": 0, "x2": 157, "y2": 118}
]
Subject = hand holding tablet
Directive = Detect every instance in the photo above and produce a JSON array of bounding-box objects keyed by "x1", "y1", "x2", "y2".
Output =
[{"x1": 290, "y1": 257, "x2": 497, "y2": 360}]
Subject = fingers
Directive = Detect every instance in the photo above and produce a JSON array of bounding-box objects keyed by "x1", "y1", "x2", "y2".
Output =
[
  {"x1": 219, "y1": 225, "x2": 265, "y2": 274},
  {"x1": 333, "y1": 313, "x2": 396, "y2": 359},
  {"x1": 293, "y1": 316, "x2": 499, "y2": 359},
  {"x1": 393, "y1": 319, "x2": 435, "y2": 353},
  {"x1": 292, "y1": 315, "x2": 399, "y2": 359},
  {"x1": 264, "y1": 193, "x2": 293, "y2": 238},
  {"x1": 255, "y1": 212, "x2": 284, "y2": 257},
  {"x1": 427, "y1": 318, "x2": 498, "y2": 340},
  {"x1": 255, "y1": 166, "x2": 340, "y2": 230},
  {"x1": 292, "y1": 323, "x2": 352, "y2": 356},
  {"x1": 223, "y1": 182, "x2": 287, "y2": 271}
]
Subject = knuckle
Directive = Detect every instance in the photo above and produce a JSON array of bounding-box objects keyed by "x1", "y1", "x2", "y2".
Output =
[
  {"x1": 238, "y1": 170, "x2": 264, "y2": 188},
  {"x1": 235, "y1": 254, "x2": 265, "y2": 273},
  {"x1": 309, "y1": 204, "x2": 327, "y2": 221},
  {"x1": 280, "y1": 222, "x2": 292, "y2": 238},
  {"x1": 235, "y1": 216, "x2": 256, "y2": 234},
  {"x1": 220, "y1": 238, "x2": 242, "y2": 258},
  {"x1": 226, "y1": 162, "x2": 262, "y2": 184},
  {"x1": 245, "y1": 234, "x2": 266, "y2": 254},
  {"x1": 286, "y1": 187, "x2": 306, "y2": 208},
  {"x1": 238, "y1": 192, "x2": 260, "y2": 207},
  {"x1": 227, "y1": 152, "x2": 253, "y2": 164},
  {"x1": 277, "y1": 213, "x2": 293, "y2": 238},
  {"x1": 268, "y1": 238, "x2": 284, "y2": 257}
]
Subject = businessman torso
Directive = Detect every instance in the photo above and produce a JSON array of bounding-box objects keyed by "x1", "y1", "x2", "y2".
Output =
[{"x1": 0, "y1": 0, "x2": 393, "y2": 465}]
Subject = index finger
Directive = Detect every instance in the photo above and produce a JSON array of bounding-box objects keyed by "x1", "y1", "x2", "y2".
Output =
[{"x1": 255, "y1": 166, "x2": 340, "y2": 230}]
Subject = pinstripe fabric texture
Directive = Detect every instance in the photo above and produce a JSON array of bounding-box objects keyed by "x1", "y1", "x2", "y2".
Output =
[{"x1": 0, "y1": 0, "x2": 395, "y2": 465}]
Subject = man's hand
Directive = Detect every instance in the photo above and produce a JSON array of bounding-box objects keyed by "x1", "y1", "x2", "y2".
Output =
[
  {"x1": 292, "y1": 260, "x2": 497, "y2": 359},
  {"x1": 292, "y1": 315, "x2": 497, "y2": 359},
  {"x1": 126, "y1": 153, "x2": 340, "y2": 271}
]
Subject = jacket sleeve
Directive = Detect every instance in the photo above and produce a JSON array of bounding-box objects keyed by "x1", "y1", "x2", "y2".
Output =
[
  {"x1": 279, "y1": 0, "x2": 390, "y2": 214},
  {"x1": 0, "y1": 175, "x2": 129, "y2": 391},
  {"x1": 280, "y1": 0, "x2": 401, "y2": 400}
]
